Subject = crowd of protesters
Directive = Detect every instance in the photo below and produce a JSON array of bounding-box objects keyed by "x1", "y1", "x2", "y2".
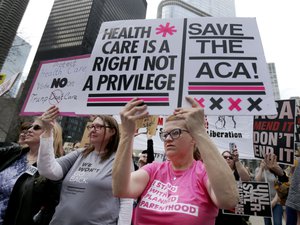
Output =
[{"x1": 0, "y1": 98, "x2": 299, "y2": 225}]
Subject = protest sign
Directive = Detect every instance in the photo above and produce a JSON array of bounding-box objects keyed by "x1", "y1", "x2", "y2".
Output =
[
  {"x1": 295, "y1": 99, "x2": 300, "y2": 143},
  {"x1": 223, "y1": 181, "x2": 272, "y2": 218},
  {"x1": 63, "y1": 142, "x2": 74, "y2": 154},
  {"x1": 0, "y1": 73, "x2": 20, "y2": 96},
  {"x1": 20, "y1": 55, "x2": 90, "y2": 116},
  {"x1": 76, "y1": 17, "x2": 276, "y2": 115},
  {"x1": 0, "y1": 74, "x2": 6, "y2": 85},
  {"x1": 136, "y1": 115, "x2": 159, "y2": 136},
  {"x1": 253, "y1": 99, "x2": 296, "y2": 165},
  {"x1": 132, "y1": 115, "x2": 254, "y2": 159},
  {"x1": 207, "y1": 115, "x2": 254, "y2": 158}
]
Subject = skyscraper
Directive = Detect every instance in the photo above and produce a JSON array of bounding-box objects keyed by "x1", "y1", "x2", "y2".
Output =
[
  {"x1": 268, "y1": 63, "x2": 280, "y2": 100},
  {"x1": 157, "y1": 0, "x2": 235, "y2": 18},
  {"x1": 37, "y1": 0, "x2": 147, "y2": 60},
  {"x1": 0, "y1": 0, "x2": 30, "y2": 70}
]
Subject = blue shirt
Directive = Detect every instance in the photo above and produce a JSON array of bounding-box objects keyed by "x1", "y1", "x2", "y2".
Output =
[{"x1": 0, "y1": 154, "x2": 27, "y2": 224}]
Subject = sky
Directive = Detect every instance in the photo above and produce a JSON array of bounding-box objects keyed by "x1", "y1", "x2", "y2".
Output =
[{"x1": 17, "y1": 0, "x2": 299, "y2": 100}]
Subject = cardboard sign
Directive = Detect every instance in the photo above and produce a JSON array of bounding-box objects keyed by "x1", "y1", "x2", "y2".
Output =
[
  {"x1": 76, "y1": 18, "x2": 276, "y2": 115},
  {"x1": 253, "y1": 99, "x2": 296, "y2": 165},
  {"x1": 223, "y1": 181, "x2": 272, "y2": 218},
  {"x1": 136, "y1": 115, "x2": 159, "y2": 136}
]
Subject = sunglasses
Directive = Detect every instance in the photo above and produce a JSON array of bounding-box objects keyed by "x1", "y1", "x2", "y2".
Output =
[
  {"x1": 159, "y1": 128, "x2": 189, "y2": 142},
  {"x1": 86, "y1": 124, "x2": 111, "y2": 131},
  {"x1": 223, "y1": 156, "x2": 233, "y2": 160},
  {"x1": 30, "y1": 124, "x2": 43, "y2": 131}
]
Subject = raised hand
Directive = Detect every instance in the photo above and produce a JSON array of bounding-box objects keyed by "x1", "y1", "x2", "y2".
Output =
[
  {"x1": 231, "y1": 146, "x2": 239, "y2": 163},
  {"x1": 119, "y1": 98, "x2": 148, "y2": 136},
  {"x1": 173, "y1": 96, "x2": 206, "y2": 136},
  {"x1": 264, "y1": 153, "x2": 279, "y2": 171},
  {"x1": 40, "y1": 105, "x2": 60, "y2": 130}
]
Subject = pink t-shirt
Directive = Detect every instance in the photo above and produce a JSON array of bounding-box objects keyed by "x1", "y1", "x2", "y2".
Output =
[{"x1": 134, "y1": 160, "x2": 218, "y2": 225}]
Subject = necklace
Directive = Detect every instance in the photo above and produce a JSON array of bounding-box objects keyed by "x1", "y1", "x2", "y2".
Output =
[{"x1": 169, "y1": 161, "x2": 195, "y2": 181}]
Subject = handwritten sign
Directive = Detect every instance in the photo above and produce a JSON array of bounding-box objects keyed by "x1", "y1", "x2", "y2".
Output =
[
  {"x1": 76, "y1": 18, "x2": 276, "y2": 115},
  {"x1": 253, "y1": 99, "x2": 296, "y2": 165},
  {"x1": 21, "y1": 55, "x2": 90, "y2": 116}
]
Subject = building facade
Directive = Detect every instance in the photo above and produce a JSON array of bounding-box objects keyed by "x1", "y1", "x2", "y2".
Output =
[
  {"x1": 0, "y1": 0, "x2": 30, "y2": 70},
  {"x1": 37, "y1": 0, "x2": 147, "y2": 60},
  {"x1": 157, "y1": 0, "x2": 235, "y2": 18},
  {"x1": 268, "y1": 63, "x2": 281, "y2": 100}
]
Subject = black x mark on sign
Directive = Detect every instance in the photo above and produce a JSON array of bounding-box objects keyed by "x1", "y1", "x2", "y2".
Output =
[
  {"x1": 210, "y1": 97, "x2": 223, "y2": 110},
  {"x1": 247, "y1": 98, "x2": 262, "y2": 111}
]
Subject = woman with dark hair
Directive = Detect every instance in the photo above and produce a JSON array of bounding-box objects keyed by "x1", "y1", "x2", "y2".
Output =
[
  {"x1": 37, "y1": 106, "x2": 133, "y2": 225},
  {"x1": 214, "y1": 147, "x2": 250, "y2": 225}
]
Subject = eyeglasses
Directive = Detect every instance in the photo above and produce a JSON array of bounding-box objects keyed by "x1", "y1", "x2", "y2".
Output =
[
  {"x1": 86, "y1": 124, "x2": 111, "y2": 131},
  {"x1": 29, "y1": 124, "x2": 43, "y2": 131},
  {"x1": 223, "y1": 156, "x2": 233, "y2": 160},
  {"x1": 159, "y1": 128, "x2": 189, "y2": 142}
]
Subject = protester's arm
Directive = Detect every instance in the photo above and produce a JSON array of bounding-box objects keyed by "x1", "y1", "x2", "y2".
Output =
[
  {"x1": 271, "y1": 193, "x2": 279, "y2": 208},
  {"x1": 37, "y1": 106, "x2": 63, "y2": 180},
  {"x1": 265, "y1": 153, "x2": 284, "y2": 176},
  {"x1": 255, "y1": 160, "x2": 265, "y2": 181},
  {"x1": 232, "y1": 150, "x2": 250, "y2": 181},
  {"x1": 178, "y1": 97, "x2": 238, "y2": 209},
  {"x1": 235, "y1": 161, "x2": 251, "y2": 181},
  {"x1": 38, "y1": 134, "x2": 64, "y2": 180},
  {"x1": 112, "y1": 99, "x2": 150, "y2": 198},
  {"x1": 117, "y1": 198, "x2": 133, "y2": 225}
]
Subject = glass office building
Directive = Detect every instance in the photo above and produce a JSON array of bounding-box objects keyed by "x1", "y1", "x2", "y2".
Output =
[
  {"x1": 0, "y1": 0, "x2": 29, "y2": 70},
  {"x1": 157, "y1": 0, "x2": 235, "y2": 18},
  {"x1": 37, "y1": 0, "x2": 147, "y2": 60},
  {"x1": 268, "y1": 63, "x2": 281, "y2": 100}
]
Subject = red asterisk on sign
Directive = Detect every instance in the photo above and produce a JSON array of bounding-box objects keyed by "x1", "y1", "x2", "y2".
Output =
[{"x1": 156, "y1": 22, "x2": 177, "y2": 37}]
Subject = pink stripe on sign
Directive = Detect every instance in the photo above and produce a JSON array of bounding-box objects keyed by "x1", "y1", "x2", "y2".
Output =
[
  {"x1": 87, "y1": 97, "x2": 169, "y2": 102},
  {"x1": 188, "y1": 86, "x2": 265, "y2": 91}
]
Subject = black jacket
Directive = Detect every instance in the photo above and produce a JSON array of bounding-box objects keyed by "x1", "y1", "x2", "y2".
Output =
[
  {"x1": 0, "y1": 142, "x2": 27, "y2": 172},
  {"x1": 0, "y1": 142, "x2": 61, "y2": 225}
]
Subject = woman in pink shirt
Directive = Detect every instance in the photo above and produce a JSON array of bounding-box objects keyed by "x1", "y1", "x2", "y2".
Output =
[{"x1": 112, "y1": 97, "x2": 239, "y2": 225}]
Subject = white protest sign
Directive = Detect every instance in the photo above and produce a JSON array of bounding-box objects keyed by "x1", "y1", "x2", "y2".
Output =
[
  {"x1": 76, "y1": 18, "x2": 276, "y2": 115},
  {"x1": 132, "y1": 115, "x2": 255, "y2": 159},
  {"x1": 20, "y1": 55, "x2": 89, "y2": 116},
  {"x1": 207, "y1": 115, "x2": 254, "y2": 159},
  {"x1": 0, "y1": 73, "x2": 20, "y2": 96}
]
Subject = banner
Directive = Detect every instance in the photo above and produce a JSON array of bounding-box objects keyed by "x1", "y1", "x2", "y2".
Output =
[
  {"x1": 253, "y1": 99, "x2": 296, "y2": 165},
  {"x1": 223, "y1": 181, "x2": 272, "y2": 218},
  {"x1": 76, "y1": 17, "x2": 276, "y2": 115}
]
